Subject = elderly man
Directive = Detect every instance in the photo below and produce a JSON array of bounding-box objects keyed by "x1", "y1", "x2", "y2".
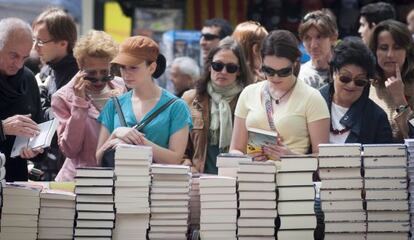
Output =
[
  {"x1": 0, "y1": 18, "x2": 43, "y2": 181},
  {"x1": 170, "y1": 57, "x2": 200, "y2": 97}
]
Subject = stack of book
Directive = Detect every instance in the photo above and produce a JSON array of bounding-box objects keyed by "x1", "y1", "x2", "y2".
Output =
[
  {"x1": 237, "y1": 161, "x2": 277, "y2": 239},
  {"x1": 0, "y1": 183, "x2": 42, "y2": 240},
  {"x1": 113, "y1": 144, "x2": 152, "y2": 240},
  {"x1": 363, "y1": 144, "x2": 409, "y2": 240},
  {"x1": 148, "y1": 164, "x2": 191, "y2": 239},
  {"x1": 216, "y1": 153, "x2": 252, "y2": 177},
  {"x1": 188, "y1": 174, "x2": 200, "y2": 234},
  {"x1": 405, "y1": 139, "x2": 414, "y2": 238},
  {"x1": 277, "y1": 155, "x2": 317, "y2": 239},
  {"x1": 199, "y1": 175, "x2": 237, "y2": 239},
  {"x1": 74, "y1": 167, "x2": 115, "y2": 240},
  {"x1": 38, "y1": 189, "x2": 76, "y2": 240},
  {"x1": 318, "y1": 144, "x2": 365, "y2": 240}
]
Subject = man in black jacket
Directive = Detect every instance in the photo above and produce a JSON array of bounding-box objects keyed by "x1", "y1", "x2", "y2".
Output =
[
  {"x1": 0, "y1": 18, "x2": 43, "y2": 181},
  {"x1": 32, "y1": 8, "x2": 78, "y2": 180}
]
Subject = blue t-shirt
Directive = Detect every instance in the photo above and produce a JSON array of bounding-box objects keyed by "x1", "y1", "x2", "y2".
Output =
[{"x1": 98, "y1": 89, "x2": 192, "y2": 149}]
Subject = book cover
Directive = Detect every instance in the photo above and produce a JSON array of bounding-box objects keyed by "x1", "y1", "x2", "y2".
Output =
[
  {"x1": 11, "y1": 118, "x2": 58, "y2": 158},
  {"x1": 246, "y1": 127, "x2": 277, "y2": 158}
]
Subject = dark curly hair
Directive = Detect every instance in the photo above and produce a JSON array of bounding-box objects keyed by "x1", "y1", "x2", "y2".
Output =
[{"x1": 330, "y1": 37, "x2": 376, "y2": 80}]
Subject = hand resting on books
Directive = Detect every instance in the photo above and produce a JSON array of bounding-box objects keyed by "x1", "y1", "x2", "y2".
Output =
[
  {"x1": 2, "y1": 114, "x2": 40, "y2": 138},
  {"x1": 251, "y1": 138, "x2": 294, "y2": 161},
  {"x1": 112, "y1": 127, "x2": 146, "y2": 145}
]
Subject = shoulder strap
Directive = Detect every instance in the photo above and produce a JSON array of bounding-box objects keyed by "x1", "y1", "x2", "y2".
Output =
[
  {"x1": 135, "y1": 98, "x2": 178, "y2": 131},
  {"x1": 112, "y1": 96, "x2": 128, "y2": 127}
]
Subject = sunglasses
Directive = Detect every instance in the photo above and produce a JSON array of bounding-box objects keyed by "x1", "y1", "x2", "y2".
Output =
[
  {"x1": 211, "y1": 62, "x2": 239, "y2": 74},
  {"x1": 338, "y1": 74, "x2": 369, "y2": 87},
  {"x1": 201, "y1": 33, "x2": 221, "y2": 41},
  {"x1": 261, "y1": 65, "x2": 293, "y2": 77}
]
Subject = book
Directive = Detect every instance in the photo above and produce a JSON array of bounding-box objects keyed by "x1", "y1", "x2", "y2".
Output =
[
  {"x1": 324, "y1": 233, "x2": 366, "y2": 240},
  {"x1": 365, "y1": 200, "x2": 408, "y2": 211},
  {"x1": 279, "y1": 155, "x2": 318, "y2": 172},
  {"x1": 321, "y1": 178, "x2": 363, "y2": 190},
  {"x1": 318, "y1": 143, "x2": 361, "y2": 156},
  {"x1": 278, "y1": 186, "x2": 315, "y2": 201},
  {"x1": 366, "y1": 232, "x2": 409, "y2": 240},
  {"x1": 363, "y1": 144, "x2": 406, "y2": 156},
  {"x1": 10, "y1": 118, "x2": 58, "y2": 157},
  {"x1": 324, "y1": 222, "x2": 366, "y2": 233},
  {"x1": 322, "y1": 200, "x2": 364, "y2": 211},
  {"x1": 239, "y1": 209, "x2": 277, "y2": 218},
  {"x1": 278, "y1": 201, "x2": 315, "y2": 215},
  {"x1": 319, "y1": 167, "x2": 361, "y2": 179},
  {"x1": 364, "y1": 156, "x2": 407, "y2": 168},
  {"x1": 319, "y1": 156, "x2": 361, "y2": 168},
  {"x1": 246, "y1": 127, "x2": 277, "y2": 159},
  {"x1": 216, "y1": 153, "x2": 252, "y2": 167},
  {"x1": 320, "y1": 189, "x2": 362, "y2": 200},
  {"x1": 367, "y1": 221, "x2": 409, "y2": 232},
  {"x1": 279, "y1": 215, "x2": 317, "y2": 229},
  {"x1": 324, "y1": 211, "x2": 366, "y2": 221},
  {"x1": 238, "y1": 217, "x2": 275, "y2": 227},
  {"x1": 276, "y1": 172, "x2": 314, "y2": 186},
  {"x1": 367, "y1": 210, "x2": 409, "y2": 221},
  {"x1": 364, "y1": 167, "x2": 406, "y2": 178},
  {"x1": 238, "y1": 161, "x2": 277, "y2": 173},
  {"x1": 278, "y1": 230, "x2": 314, "y2": 240}
]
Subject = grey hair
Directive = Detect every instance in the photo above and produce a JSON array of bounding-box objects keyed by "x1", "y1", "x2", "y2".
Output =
[
  {"x1": 171, "y1": 56, "x2": 201, "y2": 81},
  {"x1": 0, "y1": 18, "x2": 32, "y2": 50}
]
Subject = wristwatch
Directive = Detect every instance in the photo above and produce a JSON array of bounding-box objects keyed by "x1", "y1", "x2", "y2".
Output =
[{"x1": 396, "y1": 105, "x2": 409, "y2": 114}]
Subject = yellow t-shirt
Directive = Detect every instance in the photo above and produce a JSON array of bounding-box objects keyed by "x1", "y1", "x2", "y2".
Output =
[{"x1": 235, "y1": 80, "x2": 329, "y2": 154}]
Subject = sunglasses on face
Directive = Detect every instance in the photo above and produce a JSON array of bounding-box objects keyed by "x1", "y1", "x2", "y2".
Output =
[
  {"x1": 84, "y1": 75, "x2": 114, "y2": 83},
  {"x1": 82, "y1": 69, "x2": 114, "y2": 83},
  {"x1": 211, "y1": 62, "x2": 239, "y2": 74},
  {"x1": 337, "y1": 74, "x2": 369, "y2": 87},
  {"x1": 201, "y1": 33, "x2": 221, "y2": 41},
  {"x1": 261, "y1": 65, "x2": 293, "y2": 77}
]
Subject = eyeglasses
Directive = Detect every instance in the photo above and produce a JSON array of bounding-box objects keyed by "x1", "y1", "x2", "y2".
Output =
[
  {"x1": 32, "y1": 38, "x2": 55, "y2": 47},
  {"x1": 82, "y1": 69, "x2": 114, "y2": 83},
  {"x1": 337, "y1": 74, "x2": 369, "y2": 87},
  {"x1": 261, "y1": 65, "x2": 293, "y2": 77},
  {"x1": 211, "y1": 62, "x2": 239, "y2": 74},
  {"x1": 201, "y1": 33, "x2": 221, "y2": 41},
  {"x1": 84, "y1": 75, "x2": 114, "y2": 83}
]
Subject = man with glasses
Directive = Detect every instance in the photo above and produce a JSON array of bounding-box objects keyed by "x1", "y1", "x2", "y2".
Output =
[
  {"x1": 0, "y1": 18, "x2": 43, "y2": 181},
  {"x1": 32, "y1": 7, "x2": 78, "y2": 180},
  {"x1": 200, "y1": 18, "x2": 233, "y2": 63}
]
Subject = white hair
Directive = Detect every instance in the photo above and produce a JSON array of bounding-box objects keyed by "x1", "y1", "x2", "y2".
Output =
[
  {"x1": 0, "y1": 18, "x2": 32, "y2": 50},
  {"x1": 171, "y1": 57, "x2": 201, "y2": 81}
]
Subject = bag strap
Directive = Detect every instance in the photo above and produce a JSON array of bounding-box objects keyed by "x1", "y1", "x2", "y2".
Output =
[
  {"x1": 135, "y1": 98, "x2": 177, "y2": 131},
  {"x1": 112, "y1": 96, "x2": 127, "y2": 127}
]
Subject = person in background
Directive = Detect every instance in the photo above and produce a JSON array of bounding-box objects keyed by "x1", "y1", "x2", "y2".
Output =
[
  {"x1": 358, "y1": 2, "x2": 396, "y2": 45},
  {"x1": 232, "y1": 21, "x2": 268, "y2": 82},
  {"x1": 407, "y1": 8, "x2": 414, "y2": 39},
  {"x1": 183, "y1": 37, "x2": 253, "y2": 174},
  {"x1": 230, "y1": 30, "x2": 330, "y2": 160},
  {"x1": 319, "y1": 38, "x2": 392, "y2": 144},
  {"x1": 169, "y1": 57, "x2": 200, "y2": 97},
  {"x1": 96, "y1": 36, "x2": 192, "y2": 165},
  {"x1": 52, "y1": 30, "x2": 125, "y2": 181},
  {"x1": 0, "y1": 18, "x2": 43, "y2": 181},
  {"x1": 200, "y1": 18, "x2": 233, "y2": 64},
  {"x1": 298, "y1": 9, "x2": 338, "y2": 89},
  {"x1": 32, "y1": 7, "x2": 79, "y2": 180},
  {"x1": 33, "y1": 7, "x2": 78, "y2": 120},
  {"x1": 369, "y1": 20, "x2": 414, "y2": 142}
]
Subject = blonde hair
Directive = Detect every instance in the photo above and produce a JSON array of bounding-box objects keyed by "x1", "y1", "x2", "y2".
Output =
[
  {"x1": 232, "y1": 21, "x2": 268, "y2": 71},
  {"x1": 73, "y1": 30, "x2": 118, "y2": 66}
]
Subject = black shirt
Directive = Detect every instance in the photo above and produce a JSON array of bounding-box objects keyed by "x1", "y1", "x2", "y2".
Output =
[{"x1": 0, "y1": 67, "x2": 42, "y2": 181}]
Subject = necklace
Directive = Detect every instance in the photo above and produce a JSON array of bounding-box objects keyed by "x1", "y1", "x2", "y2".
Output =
[
  {"x1": 330, "y1": 126, "x2": 350, "y2": 135},
  {"x1": 267, "y1": 79, "x2": 297, "y2": 104}
]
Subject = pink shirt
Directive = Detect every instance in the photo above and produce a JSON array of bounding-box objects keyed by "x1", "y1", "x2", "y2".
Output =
[{"x1": 51, "y1": 77, "x2": 125, "y2": 181}]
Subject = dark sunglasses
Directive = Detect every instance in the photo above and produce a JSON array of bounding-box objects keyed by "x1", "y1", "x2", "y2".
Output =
[
  {"x1": 84, "y1": 75, "x2": 114, "y2": 83},
  {"x1": 211, "y1": 62, "x2": 239, "y2": 74},
  {"x1": 201, "y1": 33, "x2": 221, "y2": 41},
  {"x1": 261, "y1": 65, "x2": 293, "y2": 77},
  {"x1": 338, "y1": 75, "x2": 369, "y2": 87}
]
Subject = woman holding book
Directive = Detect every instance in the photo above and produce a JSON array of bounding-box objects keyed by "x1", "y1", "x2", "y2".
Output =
[
  {"x1": 368, "y1": 20, "x2": 414, "y2": 142},
  {"x1": 95, "y1": 36, "x2": 192, "y2": 165},
  {"x1": 182, "y1": 37, "x2": 253, "y2": 174},
  {"x1": 319, "y1": 38, "x2": 392, "y2": 144},
  {"x1": 230, "y1": 30, "x2": 330, "y2": 161},
  {"x1": 52, "y1": 30, "x2": 125, "y2": 181}
]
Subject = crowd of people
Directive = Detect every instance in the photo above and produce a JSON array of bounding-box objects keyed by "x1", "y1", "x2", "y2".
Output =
[{"x1": 1, "y1": 2, "x2": 414, "y2": 182}]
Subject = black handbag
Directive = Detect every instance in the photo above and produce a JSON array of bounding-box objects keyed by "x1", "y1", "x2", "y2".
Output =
[{"x1": 101, "y1": 96, "x2": 177, "y2": 167}]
